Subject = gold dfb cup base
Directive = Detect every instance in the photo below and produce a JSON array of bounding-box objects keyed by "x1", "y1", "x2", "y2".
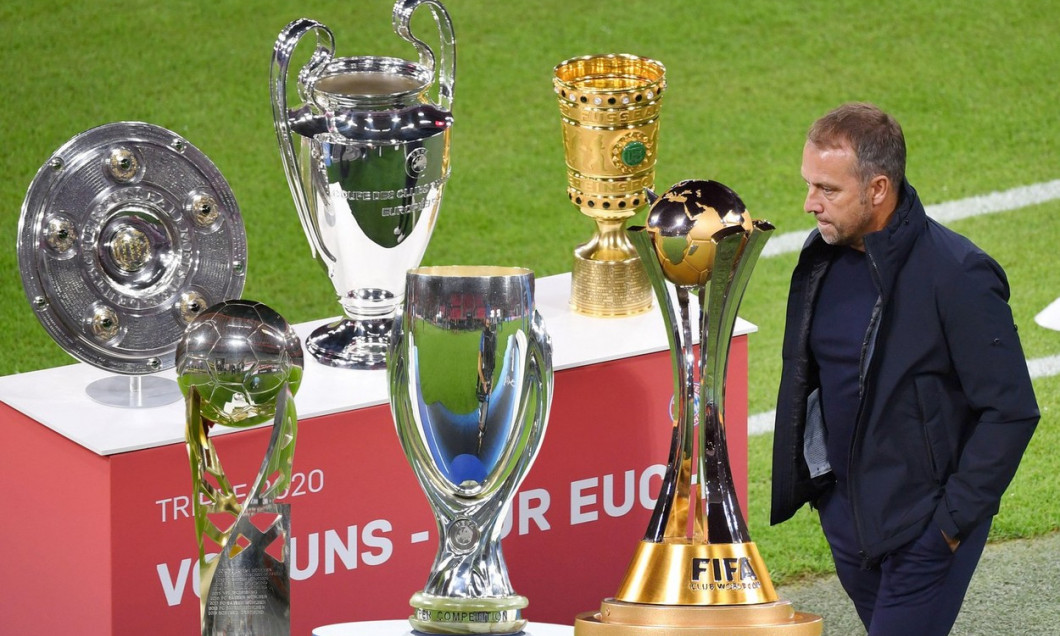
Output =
[
  {"x1": 574, "y1": 599, "x2": 822, "y2": 636},
  {"x1": 570, "y1": 252, "x2": 652, "y2": 317}
]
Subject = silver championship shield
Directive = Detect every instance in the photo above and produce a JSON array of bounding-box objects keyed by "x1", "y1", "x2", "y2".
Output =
[
  {"x1": 17, "y1": 122, "x2": 247, "y2": 407},
  {"x1": 387, "y1": 266, "x2": 553, "y2": 634},
  {"x1": 177, "y1": 299, "x2": 305, "y2": 636},
  {"x1": 270, "y1": 0, "x2": 455, "y2": 369}
]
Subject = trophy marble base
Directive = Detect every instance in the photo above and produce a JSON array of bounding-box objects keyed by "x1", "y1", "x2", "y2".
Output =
[
  {"x1": 575, "y1": 599, "x2": 822, "y2": 636},
  {"x1": 305, "y1": 317, "x2": 391, "y2": 369},
  {"x1": 570, "y1": 253, "x2": 652, "y2": 318},
  {"x1": 408, "y1": 592, "x2": 528, "y2": 635}
]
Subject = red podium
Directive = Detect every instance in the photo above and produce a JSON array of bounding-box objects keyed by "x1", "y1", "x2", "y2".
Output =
[{"x1": 0, "y1": 274, "x2": 753, "y2": 635}]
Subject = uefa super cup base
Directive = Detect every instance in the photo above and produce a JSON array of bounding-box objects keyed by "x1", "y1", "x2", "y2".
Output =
[
  {"x1": 570, "y1": 252, "x2": 652, "y2": 317},
  {"x1": 305, "y1": 317, "x2": 392, "y2": 369},
  {"x1": 574, "y1": 599, "x2": 822, "y2": 636},
  {"x1": 408, "y1": 592, "x2": 529, "y2": 635}
]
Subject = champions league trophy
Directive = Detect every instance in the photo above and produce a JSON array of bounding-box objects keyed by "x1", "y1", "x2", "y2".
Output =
[
  {"x1": 177, "y1": 300, "x2": 304, "y2": 636},
  {"x1": 553, "y1": 54, "x2": 665, "y2": 317},
  {"x1": 575, "y1": 181, "x2": 821, "y2": 634},
  {"x1": 388, "y1": 266, "x2": 553, "y2": 634},
  {"x1": 17, "y1": 122, "x2": 247, "y2": 407},
  {"x1": 271, "y1": 0, "x2": 455, "y2": 369}
]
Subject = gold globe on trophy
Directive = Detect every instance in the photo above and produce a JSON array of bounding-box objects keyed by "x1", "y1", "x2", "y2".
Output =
[{"x1": 554, "y1": 54, "x2": 665, "y2": 317}]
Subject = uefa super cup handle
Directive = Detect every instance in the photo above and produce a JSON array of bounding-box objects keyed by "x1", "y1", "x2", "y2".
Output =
[
  {"x1": 386, "y1": 310, "x2": 408, "y2": 425},
  {"x1": 386, "y1": 310, "x2": 421, "y2": 473},
  {"x1": 523, "y1": 311, "x2": 554, "y2": 471},
  {"x1": 392, "y1": 0, "x2": 456, "y2": 112},
  {"x1": 270, "y1": 18, "x2": 336, "y2": 262}
]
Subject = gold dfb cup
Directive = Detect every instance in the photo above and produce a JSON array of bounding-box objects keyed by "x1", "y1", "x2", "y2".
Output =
[{"x1": 554, "y1": 54, "x2": 665, "y2": 317}]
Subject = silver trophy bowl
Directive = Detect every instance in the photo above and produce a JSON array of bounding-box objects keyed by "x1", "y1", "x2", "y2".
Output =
[
  {"x1": 270, "y1": 0, "x2": 455, "y2": 369},
  {"x1": 388, "y1": 266, "x2": 553, "y2": 634}
]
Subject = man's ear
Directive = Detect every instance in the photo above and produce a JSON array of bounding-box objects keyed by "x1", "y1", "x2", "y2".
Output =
[{"x1": 870, "y1": 174, "x2": 891, "y2": 207}]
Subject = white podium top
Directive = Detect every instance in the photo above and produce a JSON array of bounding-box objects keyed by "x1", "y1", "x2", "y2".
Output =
[
  {"x1": 0, "y1": 272, "x2": 754, "y2": 456},
  {"x1": 312, "y1": 619, "x2": 573, "y2": 636}
]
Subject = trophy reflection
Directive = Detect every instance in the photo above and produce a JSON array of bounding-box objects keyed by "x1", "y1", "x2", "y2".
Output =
[
  {"x1": 388, "y1": 266, "x2": 553, "y2": 634},
  {"x1": 177, "y1": 300, "x2": 304, "y2": 636},
  {"x1": 575, "y1": 181, "x2": 821, "y2": 634},
  {"x1": 554, "y1": 54, "x2": 665, "y2": 317},
  {"x1": 271, "y1": 0, "x2": 455, "y2": 369}
]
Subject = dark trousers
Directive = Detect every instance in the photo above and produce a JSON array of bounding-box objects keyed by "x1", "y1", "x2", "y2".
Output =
[{"x1": 817, "y1": 487, "x2": 991, "y2": 635}]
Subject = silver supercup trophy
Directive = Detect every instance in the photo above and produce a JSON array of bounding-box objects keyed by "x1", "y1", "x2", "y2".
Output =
[
  {"x1": 271, "y1": 0, "x2": 455, "y2": 369},
  {"x1": 177, "y1": 300, "x2": 304, "y2": 636},
  {"x1": 388, "y1": 266, "x2": 553, "y2": 634}
]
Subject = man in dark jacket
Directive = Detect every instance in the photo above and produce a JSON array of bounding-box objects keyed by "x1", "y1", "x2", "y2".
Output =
[{"x1": 771, "y1": 103, "x2": 1038, "y2": 635}]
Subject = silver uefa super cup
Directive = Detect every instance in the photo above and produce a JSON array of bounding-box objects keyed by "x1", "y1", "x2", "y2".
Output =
[
  {"x1": 388, "y1": 266, "x2": 553, "y2": 634},
  {"x1": 270, "y1": 0, "x2": 455, "y2": 369}
]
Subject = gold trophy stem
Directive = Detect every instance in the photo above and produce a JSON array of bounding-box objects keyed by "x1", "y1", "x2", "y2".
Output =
[{"x1": 571, "y1": 215, "x2": 652, "y2": 317}]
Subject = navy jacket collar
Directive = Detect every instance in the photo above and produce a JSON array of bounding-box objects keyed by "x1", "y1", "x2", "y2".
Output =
[{"x1": 863, "y1": 180, "x2": 925, "y2": 301}]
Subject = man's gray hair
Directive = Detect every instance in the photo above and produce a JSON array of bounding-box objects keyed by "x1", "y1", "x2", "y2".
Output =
[{"x1": 808, "y1": 102, "x2": 906, "y2": 188}]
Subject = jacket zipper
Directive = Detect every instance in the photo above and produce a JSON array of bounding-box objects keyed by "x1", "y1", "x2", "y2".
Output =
[{"x1": 849, "y1": 246, "x2": 884, "y2": 569}]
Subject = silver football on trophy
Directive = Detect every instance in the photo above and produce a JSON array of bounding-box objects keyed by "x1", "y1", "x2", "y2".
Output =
[{"x1": 176, "y1": 299, "x2": 304, "y2": 427}]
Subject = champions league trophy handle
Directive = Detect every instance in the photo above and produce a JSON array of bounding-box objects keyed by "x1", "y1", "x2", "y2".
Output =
[
  {"x1": 393, "y1": 0, "x2": 455, "y2": 112},
  {"x1": 270, "y1": 18, "x2": 335, "y2": 263},
  {"x1": 271, "y1": 2, "x2": 456, "y2": 260}
]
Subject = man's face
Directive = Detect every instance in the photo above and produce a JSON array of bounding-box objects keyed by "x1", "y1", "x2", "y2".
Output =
[{"x1": 801, "y1": 141, "x2": 876, "y2": 250}]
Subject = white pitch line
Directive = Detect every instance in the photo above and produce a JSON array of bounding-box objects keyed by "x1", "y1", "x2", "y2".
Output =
[
  {"x1": 750, "y1": 179, "x2": 1060, "y2": 436},
  {"x1": 760, "y1": 179, "x2": 1060, "y2": 259},
  {"x1": 749, "y1": 354, "x2": 1060, "y2": 437}
]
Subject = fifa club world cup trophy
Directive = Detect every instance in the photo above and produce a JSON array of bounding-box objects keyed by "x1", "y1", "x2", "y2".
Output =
[
  {"x1": 575, "y1": 181, "x2": 822, "y2": 634},
  {"x1": 388, "y1": 266, "x2": 553, "y2": 634},
  {"x1": 554, "y1": 54, "x2": 665, "y2": 317},
  {"x1": 271, "y1": 0, "x2": 455, "y2": 369},
  {"x1": 177, "y1": 300, "x2": 305, "y2": 636}
]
